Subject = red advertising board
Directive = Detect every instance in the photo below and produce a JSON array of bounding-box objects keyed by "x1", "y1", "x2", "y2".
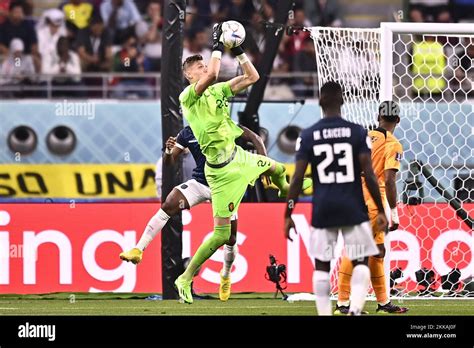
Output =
[{"x1": 0, "y1": 203, "x2": 472, "y2": 294}]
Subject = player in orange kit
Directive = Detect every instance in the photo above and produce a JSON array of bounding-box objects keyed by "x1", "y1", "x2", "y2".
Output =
[{"x1": 335, "y1": 101, "x2": 409, "y2": 314}]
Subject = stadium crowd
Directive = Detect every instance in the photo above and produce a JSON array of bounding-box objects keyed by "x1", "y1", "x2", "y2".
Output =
[{"x1": 0, "y1": 0, "x2": 472, "y2": 99}]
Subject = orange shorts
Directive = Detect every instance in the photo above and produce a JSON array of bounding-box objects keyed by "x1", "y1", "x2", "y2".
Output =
[{"x1": 367, "y1": 202, "x2": 385, "y2": 245}]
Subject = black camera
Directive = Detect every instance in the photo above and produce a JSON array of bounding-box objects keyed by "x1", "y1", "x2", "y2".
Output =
[{"x1": 265, "y1": 255, "x2": 288, "y2": 300}]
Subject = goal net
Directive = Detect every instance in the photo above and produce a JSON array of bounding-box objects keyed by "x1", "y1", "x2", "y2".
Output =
[{"x1": 310, "y1": 23, "x2": 474, "y2": 299}]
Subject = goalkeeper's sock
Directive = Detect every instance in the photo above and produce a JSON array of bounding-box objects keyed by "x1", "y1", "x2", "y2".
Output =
[
  {"x1": 349, "y1": 264, "x2": 370, "y2": 315},
  {"x1": 269, "y1": 162, "x2": 289, "y2": 195},
  {"x1": 222, "y1": 244, "x2": 238, "y2": 278},
  {"x1": 337, "y1": 256, "x2": 353, "y2": 307},
  {"x1": 313, "y1": 270, "x2": 332, "y2": 316},
  {"x1": 181, "y1": 224, "x2": 231, "y2": 281},
  {"x1": 136, "y1": 209, "x2": 170, "y2": 251},
  {"x1": 369, "y1": 256, "x2": 389, "y2": 306}
]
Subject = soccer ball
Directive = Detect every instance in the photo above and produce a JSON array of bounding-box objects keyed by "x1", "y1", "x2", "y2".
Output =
[{"x1": 221, "y1": 20, "x2": 246, "y2": 49}]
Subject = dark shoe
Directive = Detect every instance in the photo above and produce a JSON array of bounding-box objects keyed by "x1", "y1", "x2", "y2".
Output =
[{"x1": 376, "y1": 302, "x2": 409, "y2": 314}]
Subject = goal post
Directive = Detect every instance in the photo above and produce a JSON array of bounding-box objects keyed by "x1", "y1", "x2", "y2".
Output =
[{"x1": 310, "y1": 23, "x2": 474, "y2": 299}]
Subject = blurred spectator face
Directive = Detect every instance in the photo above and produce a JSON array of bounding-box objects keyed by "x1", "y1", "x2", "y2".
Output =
[
  {"x1": 112, "y1": 0, "x2": 124, "y2": 8},
  {"x1": 124, "y1": 37, "x2": 138, "y2": 57},
  {"x1": 91, "y1": 21, "x2": 104, "y2": 37},
  {"x1": 9, "y1": 4, "x2": 24, "y2": 24},
  {"x1": 294, "y1": 9, "x2": 305, "y2": 26},
  {"x1": 232, "y1": 0, "x2": 244, "y2": 7},
  {"x1": 148, "y1": 2, "x2": 161, "y2": 18},
  {"x1": 262, "y1": 3, "x2": 273, "y2": 20},
  {"x1": 70, "y1": 0, "x2": 81, "y2": 4},
  {"x1": 251, "y1": 11, "x2": 261, "y2": 25},
  {"x1": 467, "y1": 43, "x2": 474, "y2": 58},
  {"x1": 46, "y1": 18, "x2": 62, "y2": 35}
]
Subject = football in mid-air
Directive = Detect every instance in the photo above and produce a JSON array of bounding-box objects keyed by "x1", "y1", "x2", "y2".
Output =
[{"x1": 221, "y1": 20, "x2": 246, "y2": 48}]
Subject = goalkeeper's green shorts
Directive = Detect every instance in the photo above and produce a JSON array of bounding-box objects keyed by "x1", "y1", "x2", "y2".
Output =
[{"x1": 205, "y1": 145, "x2": 273, "y2": 218}]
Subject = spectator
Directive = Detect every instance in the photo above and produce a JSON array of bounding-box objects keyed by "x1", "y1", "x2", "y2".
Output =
[
  {"x1": 225, "y1": 0, "x2": 255, "y2": 23},
  {"x1": 111, "y1": 34, "x2": 152, "y2": 99},
  {"x1": 283, "y1": 7, "x2": 311, "y2": 67},
  {"x1": 242, "y1": 11, "x2": 264, "y2": 64},
  {"x1": 42, "y1": 36, "x2": 83, "y2": 97},
  {"x1": 0, "y1": 1, "x2": 40, "y2": 72},
  {"x1": 134, "y1": 0, "x2": 156, "y2": 15},
  {"x1": 210, "y1": 0, "x2": 228, "y2": 24},
  {"x1": 411, "y1": 36, "x2": 447, "y2": 99},
  {"x1": 308, "y1": 0, "x2": 343, "y2": 27},
  {"x1": 185, "y1": 0, "x2": 211, "y2": 31},
  {"x1": 292, "y1": 37, "x2": 317, "y2": 97},
  {"x1": 141, "y1": 0, "x2": 162, "y2": 72},
  {"x1": 453, "y1": 38, "x2": 474, "y2": 98},
  {"x1": 451, "y1": 0, "x2": 474, "y2": 22},
  {"x1": 62, "y1": 0, "x2": 95, "y2": 35},
  {"x1": 409, "y1": 0, "x2": 451, "y2": 23},
  {"x1": 100, "y1": 0, "x2": 141, "y2": 44},
  {"x1": 76, "y1": 15, "x2": 113, "y2": 72},
  {"x1": 36, "y1": 9, "x2": 67, "y2": 64},
  {"x1": 0, "y1": 0, "x2": 10, "y2": 24},
  {"x1": 0, "y1": 38, "x2": 36, "y2": 97},
  {"x1": 182, "y1": 27, "x2": 211, "y2": 63}
]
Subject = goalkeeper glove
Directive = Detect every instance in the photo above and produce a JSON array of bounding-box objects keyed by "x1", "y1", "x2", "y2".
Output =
[{"x1": 211, "y1": 23, "x2": 224, "y2": 53}]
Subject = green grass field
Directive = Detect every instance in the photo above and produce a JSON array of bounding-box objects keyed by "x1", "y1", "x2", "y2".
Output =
[{"x1": 0, "y1": 293, "x2": 472, "y2": 316}]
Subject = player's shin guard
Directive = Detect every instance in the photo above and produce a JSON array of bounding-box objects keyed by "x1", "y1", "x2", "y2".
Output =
[
  {"x1": 136, "y1": 209, "x2": 170, "y2": 250},
  {"x1": 269, "y1": 162, "x2": 289, "y2": 193},
  {"x1": 349, "y1": 264, "x2": 370, "y2": 315},
  {"x1": 369, "y1": 256, "x2": 389, "y2": 306},
  {"x1": 313, "y1": 270, "x2": 332, "y2": 316},
  {"x1": 222, "y1": 244, "x2": 238, "y2": 278},
  {"x1": 337, "y1": 256, "x2": 353, "y2": 307},
  {"x1": 181, "y1": 224, "x2": 231, "y2": 281}
]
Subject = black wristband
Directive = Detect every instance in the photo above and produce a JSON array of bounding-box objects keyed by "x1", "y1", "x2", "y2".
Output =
[
  {"x1": 230, "y1": 45, "x2": 244, "y2": 56},
  {"x1": 212, "y1": 41, "x2": 224, "y2": 53}
]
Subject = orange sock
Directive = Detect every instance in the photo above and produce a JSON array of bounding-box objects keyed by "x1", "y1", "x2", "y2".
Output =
[
  {"x1": 337, "y1": 256, "x2": 353, "y2": 306},
  {"x1": 369, "y1": 256, "x2": 389, "y2": 305}
]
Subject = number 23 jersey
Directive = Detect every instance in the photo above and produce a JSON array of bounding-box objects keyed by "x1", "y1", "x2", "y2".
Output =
[{"x1": 296, "y1": 117, "x2": 371, "y2": 228}]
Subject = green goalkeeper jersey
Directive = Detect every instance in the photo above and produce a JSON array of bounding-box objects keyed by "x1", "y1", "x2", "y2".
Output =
[{"x1": 179, "y1": 81, "x2": 243, "y2": 165}]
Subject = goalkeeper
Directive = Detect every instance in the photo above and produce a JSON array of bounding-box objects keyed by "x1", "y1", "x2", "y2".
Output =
[{"x1": 174, "y1": 23, "x2": 312, "y2": 303}]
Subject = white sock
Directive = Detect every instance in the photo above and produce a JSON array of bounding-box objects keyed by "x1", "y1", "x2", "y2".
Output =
[
  {"x1": 349, "y1": 264, "x2": 370, "y2": 315},
  {"x1": 136, "y1": 209, "x2": 170, "y2": 251},
  {"x1": 221, "y1": 244, "x2": 237, "y2": 278},
  {"x1": 313, "y1": 270, "x2": 332, "y2": 316}
]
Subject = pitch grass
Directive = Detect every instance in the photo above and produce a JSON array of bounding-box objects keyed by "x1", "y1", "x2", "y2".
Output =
[{"x1": 0, "y1": 293, "x2": 472, "y2": 316}]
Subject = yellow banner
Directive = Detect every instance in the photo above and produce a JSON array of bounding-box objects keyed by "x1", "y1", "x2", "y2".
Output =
[
  {"x1": 0, "y1": 163, "x2": 311, "y2": 199},
  {"x1": 0, "y1": 164, "x2": 157, "y2": 198}
]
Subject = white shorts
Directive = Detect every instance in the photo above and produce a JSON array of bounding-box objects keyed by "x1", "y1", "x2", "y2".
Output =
[
  {"x1": 175, "y1": 179, "x2": 237, "y2": 220},
  {"x1": 309, "y1": 221, "x2": 378, "y2": 262}
]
